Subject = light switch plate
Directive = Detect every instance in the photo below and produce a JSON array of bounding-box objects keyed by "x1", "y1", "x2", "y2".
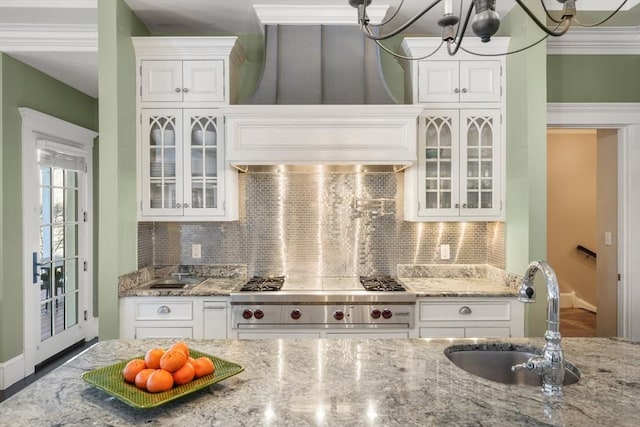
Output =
[
  {"x1": 605, "y1": 232, "x2": 612, "y2": 246},
  {"x1": 192, "y1": 244, "x2": 202, "y2": 259},
  {"x1": 440, "y1": 244, "x2": 450, "y2": 260}
]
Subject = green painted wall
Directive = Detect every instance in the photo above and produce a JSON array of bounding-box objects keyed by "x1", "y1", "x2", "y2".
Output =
[
  {"x1": 0, "y1": 53, "x2": 98, "y2": 363},
  {"x1": 547, "y1": 55, "x2": 640, "y2": 102},
  {"x1": 97, "y1": 0, "x2": 148, "y2": 339},
  {"x1": 501, "y1": 4, "x2": 549, "y2": 337}
]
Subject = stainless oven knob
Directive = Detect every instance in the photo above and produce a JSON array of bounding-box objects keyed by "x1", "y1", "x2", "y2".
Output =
[
  {"x1": 371, "y1": 309, "x2": 381, "y2": 319},
  {"x1": 254, "y1": 309, "x2": 264, "y2": 320},
  {"x1": 382, "y1": 309, "x2": 393, "y2": 319},
  {"x1": 291, "y1": 309, "x2": 302, "y2": 320},
  {"x1": 242, "y1": 309, "x2": 253, "y2": 319},
  {"x1": 333, "y1": 310, "x2": 344, "y2": 321}
]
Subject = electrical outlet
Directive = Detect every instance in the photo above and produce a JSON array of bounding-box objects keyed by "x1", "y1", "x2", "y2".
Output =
[
  {"x1": 192, "y1": 244, "x2": 202, "y2": 259},
  {"x1": 440, "y1": 244, "x2": 450, "y2": 260}
]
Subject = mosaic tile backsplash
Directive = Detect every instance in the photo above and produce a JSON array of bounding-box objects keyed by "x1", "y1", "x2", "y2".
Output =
[{"x1": 139, "y1": 170, "x2": 506, "y2": 275}]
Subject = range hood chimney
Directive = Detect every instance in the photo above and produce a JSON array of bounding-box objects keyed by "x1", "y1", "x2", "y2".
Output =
[
  {"x1": 245, "y1": 24, "x2": 397, "y2": 105},
  {"x1": 224, "y1": 4, "x2": 421, "y2": 168}
]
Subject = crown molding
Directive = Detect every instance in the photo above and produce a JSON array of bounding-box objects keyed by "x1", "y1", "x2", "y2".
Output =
[
  {"x1": 547, "y1": 26, "x2": 640, "y2": 55},
  {"x1": 543, "y1": 0, "x2": 640, "y2": 11},
  {"x1": 547, "y1": 103, "x2": 640, "y2": 126},
  {"x1": 0, "y1": 23, "x2": 97, "y2": 52},
  {"x1": 253, "y1": 4, "x2": 389, "y2": 26}
]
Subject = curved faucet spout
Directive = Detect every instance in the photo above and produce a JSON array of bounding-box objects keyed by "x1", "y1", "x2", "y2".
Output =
[{"x1": 514, "y1": 260, "x2": 565, "y2": 396}]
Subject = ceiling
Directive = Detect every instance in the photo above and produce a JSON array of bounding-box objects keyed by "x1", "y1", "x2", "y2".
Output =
[{"x1": 0, "y1": 0, "x2": 637, "y2": 99}]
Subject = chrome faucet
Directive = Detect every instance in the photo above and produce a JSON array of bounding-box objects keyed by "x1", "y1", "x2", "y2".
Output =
[{"x1": 511, "y1": 260, "x2": 565, "y2": 396}]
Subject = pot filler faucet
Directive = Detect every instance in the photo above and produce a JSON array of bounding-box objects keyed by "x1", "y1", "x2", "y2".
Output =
[{"x1": 511, "y1": 261, "x2": 565, "y2": 396}]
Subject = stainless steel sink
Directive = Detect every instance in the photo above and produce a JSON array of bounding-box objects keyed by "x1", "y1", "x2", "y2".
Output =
[
  {"x1": 143, "y1": 277, "x2": 205, "y2": 289},
  {"x1": 444, "y1": 345, "x2": 581, "y2": 386}
]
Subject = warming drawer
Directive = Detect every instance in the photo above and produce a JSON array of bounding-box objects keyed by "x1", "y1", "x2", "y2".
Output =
[{"x1": 419, "y1": 300, "x2": 511, "y2": 322}]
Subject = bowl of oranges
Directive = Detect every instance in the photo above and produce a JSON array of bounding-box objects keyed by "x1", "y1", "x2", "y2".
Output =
[{"x1": 81, "y1": 341, "x2": 243, "y2": 409}]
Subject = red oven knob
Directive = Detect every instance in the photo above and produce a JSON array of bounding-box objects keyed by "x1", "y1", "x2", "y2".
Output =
[
  {"x1": 371, "y1": 309, "x2": 381, "y2": 319},
  {"x1": 291, "y1": 309, "x2": 302, "y2": 320},
  {"x1": 382, "y1": 309, "x2": 393, "y2": 319},
  {"x1": 254, "y1": 309, "x2": 264, "y2": 320},
  {"x1": 333, "y1": 310, "x2": 344, "y2": 321},
  {"x1": 242, "y1": 309, "x2": 253, "y2": 319}
]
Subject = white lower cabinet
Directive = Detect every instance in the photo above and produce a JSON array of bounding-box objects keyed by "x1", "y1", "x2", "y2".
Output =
[
  {"x1": 120, "y1": 297, "x2": 229, "y2": 339},
  {"x1": 417, "y1": 298, "x2": 523, "y2": 338}
]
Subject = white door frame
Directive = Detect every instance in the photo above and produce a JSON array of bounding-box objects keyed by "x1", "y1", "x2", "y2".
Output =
[
  {"x1": 547, "y1": 102, "x2": 640, "y2": 340},
  {"x1": 19, "y1": 108, "x2": 98, "y2": 379}
]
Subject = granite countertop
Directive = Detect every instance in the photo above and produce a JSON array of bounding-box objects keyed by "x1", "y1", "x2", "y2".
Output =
[
  {"x1": 118, "y1": 265, "x2": 247, "y2": 297},
  {"x1": 398, "y1": 263, "x2": 520, "y2": 297},
  {"x1": 1, "y1": 337, "x2": 638, "y2": 426}
]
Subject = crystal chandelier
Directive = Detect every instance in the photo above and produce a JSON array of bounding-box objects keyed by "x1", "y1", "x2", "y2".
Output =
[{"x1": 349, "y1": 0, "x2": 629, "y2": 59}]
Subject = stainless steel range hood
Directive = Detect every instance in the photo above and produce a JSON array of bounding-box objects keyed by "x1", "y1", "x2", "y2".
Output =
[{"x1": 224, "y1": 5, "x2": 421, "y2": 169}]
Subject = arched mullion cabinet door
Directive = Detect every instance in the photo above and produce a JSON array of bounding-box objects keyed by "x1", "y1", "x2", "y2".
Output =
[
  {"x1": 459, "y1": 109, "x2": 501, "y2": 217},
  {"x1": 140, "y1": 109, "x2": 184, "y2": 217},
  {"x1": 182, "y1": 109, "x2": 225, "y2": 217},
  {"x1": 418, "y1": 110, "x2": 460, "y2": 218}
]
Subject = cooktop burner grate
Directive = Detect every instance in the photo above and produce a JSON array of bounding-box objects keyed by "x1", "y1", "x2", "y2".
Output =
[
  {"x1": 240, "y1": 276, "x2": 285, "y2": 292},
  {"x1": 359, "y1": 276, "x2": 406, "y2": 292}
]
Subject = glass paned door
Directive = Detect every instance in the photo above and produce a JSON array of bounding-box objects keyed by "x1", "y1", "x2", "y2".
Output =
[
  {"x1": 460, "y1": 110, "x2": 501, "y2": 216},
  {"x1": 39, "y1": 166, "x2": 80, "y2": 341},
  {"x1": 419, "y1": 110, "x2": 459, "y2": 217}
]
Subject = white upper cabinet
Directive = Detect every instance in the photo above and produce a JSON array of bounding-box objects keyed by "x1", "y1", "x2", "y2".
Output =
[
  {"x1": 405, "y1": 109, "x2": 502, "y2": 221},
  {"x1": 417, "y1": 60, "x2": 501, "y2": 103},
  {"x1": 141, "y1": 60, "x2": 225, "y2": 103},
  {"x1": 402, "y1": 37, "x2": 508, "y2": 222},
  {"x1": 132, "y1": 37, "x2": 245, "y2": 107},
  {"x1": 139, "y1": 109, "x2": 237, "y2": 221}
]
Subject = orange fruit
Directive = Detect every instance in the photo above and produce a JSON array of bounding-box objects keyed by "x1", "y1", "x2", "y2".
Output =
[
  {"x1": 134, "y1": 368, "x2": 156, "y2": 390},
  {"x1": 122, "y1": 359, "x2": 146, "y2": 383},
  {"x1": 170, "y1": 341, "x2": 190, "y2": 358},
  {"x1": 187, "y1": 356, "x2": 196, "y2": 365},
  {"x1": 159, "y1": 349, "x2": 187, "y2": 373},
  {"x1": 146, "y1": 369, "x2": 174, "y2": 393},
  {"x1": 172, "y1": 361, "x2": 195, "y2": 385},
  {"x1": 144, "y1": 348, "x2": 165, "y2": 369},
  {"x1": 192, "y1": 357, "x2": 215, "y2": 378}
]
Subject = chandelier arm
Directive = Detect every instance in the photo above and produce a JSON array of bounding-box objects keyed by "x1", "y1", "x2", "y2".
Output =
[
  {"x1": 460, "y1": 33, "x2": 549, "y2": 56},
  {"x1": 359, "y1": 0, "x2": 444, "y2": 41},
  {"x1": 515, "y1": 0, "x2": 572, "y2": 37},
  {"x1": 365, "y1": 0, "x2": 406, "y2": 28},
  {"x1": 446, "y1": 1, "x2": 475, "y2": 56},
  {"x1": 540, "y1": 0, "x2": 563, "y2": 24},
  {"x1": 373, "y1": 37, "x2": 445, "y2": 61},
  {"x1": 574, "y1": 0, "x2": 628, "y2": 27}
]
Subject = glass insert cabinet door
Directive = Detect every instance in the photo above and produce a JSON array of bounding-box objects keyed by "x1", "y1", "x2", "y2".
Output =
[
  {"x1": 418, "y1": 110, "x2": 460, "y2": 217},
  {"x1": 459, "y1": 109, "x2": 501, "y2": 217},
  {"x1": 418, "y1": 109, "x2": 501, "y2": 218},
  {"x1": 140, "y1": 109, "x2": 225, "y2": 217}
]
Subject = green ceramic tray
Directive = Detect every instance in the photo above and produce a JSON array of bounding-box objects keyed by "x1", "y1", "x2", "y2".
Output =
[{"x1": 81, "y1": 349, "x2": 244, "y2": 409}]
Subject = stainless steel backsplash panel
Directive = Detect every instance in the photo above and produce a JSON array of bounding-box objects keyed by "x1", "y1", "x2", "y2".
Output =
[{"x1": 141, "y1": 170, "x2": 505, "y2": 276}]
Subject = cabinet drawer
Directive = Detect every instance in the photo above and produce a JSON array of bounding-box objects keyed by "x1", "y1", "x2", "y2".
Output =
[
  {"x1": 419, "y1": 301, "x2": 510, "y2": 321},
  {"x1": 135, "y1": 300, "x2": 193, "y2": 321}
]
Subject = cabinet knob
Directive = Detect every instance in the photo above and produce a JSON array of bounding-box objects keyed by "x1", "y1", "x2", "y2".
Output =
[
  {"x1": 454, "y1": 88, "x2": 460, "y2": 94},
  {"x1": 157, "y1": 305, "x2": 171, "y2": 314},
  {"x1": 183, "y1": 203, "x2": 189, "y2": 208},
  {"x1": 175, "y1": 88, "x2": 181, "y2": 93},
  {"x1": 462, "y1": 203, "x2": 467, "y2": 208},
  {"x1": 176, "y1": 203, "x2": 182, "y2": 208},
  {"x1": 182, "y1": 88, "x2": 189, "y2": 93},
  {"x1": 455, "y1": 203, "x2": 460, "y2": 208},
  {"x1": 458, "y1": 306, "x2": 472, "y2": 315},
  {"x1": 461, "y1": 88, "x2": 468, "y2": 93}
]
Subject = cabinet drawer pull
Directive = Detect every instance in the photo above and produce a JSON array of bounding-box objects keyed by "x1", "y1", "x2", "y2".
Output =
[
  {"x1": 157, "y1": 305, "x2": 171, "y2": 314},
  {"x1": 458, "y1": 306, "x2": 472, "y2": 315},
  {"x1": 204, "y1": 306, "x2": 226, "y2": 310}
]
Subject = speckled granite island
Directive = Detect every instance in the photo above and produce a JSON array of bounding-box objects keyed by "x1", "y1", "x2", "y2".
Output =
[{"x1": 1, "y1": 338, "x2": 639, "y2": 426}]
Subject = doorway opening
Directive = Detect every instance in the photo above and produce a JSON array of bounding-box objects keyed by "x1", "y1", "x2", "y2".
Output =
[{"x1": 547, "y1": 128, "x2": 618, "y2": 337}]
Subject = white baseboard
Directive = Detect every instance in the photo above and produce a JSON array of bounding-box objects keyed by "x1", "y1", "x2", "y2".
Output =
[
  {"x1": 560, "y1": 291, "x2": 597, "y2": 313},
  {"x1": 0, "y1": 353, "x2": 25, "y2": 391}
]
